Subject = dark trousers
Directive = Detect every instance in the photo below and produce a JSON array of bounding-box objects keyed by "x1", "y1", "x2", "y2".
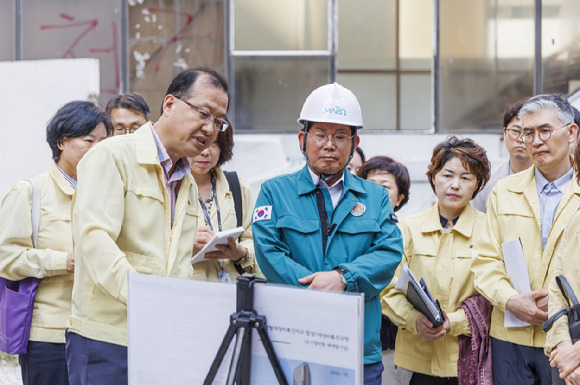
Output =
[
  {"x1": 491, "y1": 337, "x2": 550, "y2": 385},
  {"x1": 65, "y1": 331, "x2": 128, "y2": 385},
  {"x1": 410, "y1": 372, "x2": 458, "y2": 385},
  {"x1": 364, "y1": 361, "x2": 384, "y2": 385},
  {"x1": 19, "y1": 340, "x2": 69, "y2": 385}
]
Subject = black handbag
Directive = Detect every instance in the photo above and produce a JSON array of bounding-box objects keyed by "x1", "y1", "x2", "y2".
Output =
[{"x1": 542, "y1": 275, "x2": 580, "y2": 385}]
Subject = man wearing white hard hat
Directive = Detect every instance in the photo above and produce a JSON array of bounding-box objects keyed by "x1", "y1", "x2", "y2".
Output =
[{"x1": 252, "y1": 83, "x2": 403, "y2": 385}]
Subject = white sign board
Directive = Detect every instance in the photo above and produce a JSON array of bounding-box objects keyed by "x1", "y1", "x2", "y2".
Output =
[{"x1": 128, "y1": 273, "x2": 364, "y2": 385}]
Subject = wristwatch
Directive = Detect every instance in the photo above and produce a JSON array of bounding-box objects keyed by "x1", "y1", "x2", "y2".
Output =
[
  {"x1": 333, "y1": 266, "x2": 348, "y2": 286},
  {"x1": 234, "y1": 250, "x2": 249, "y2": 266}
]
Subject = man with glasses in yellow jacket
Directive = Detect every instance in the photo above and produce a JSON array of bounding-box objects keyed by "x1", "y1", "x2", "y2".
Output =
[
  {"x1": 67, "y1": 67, "x2": 230, "y2": 385},
  {"x1": 472, "y1": 93, "x2": 580, "y2": 385}
]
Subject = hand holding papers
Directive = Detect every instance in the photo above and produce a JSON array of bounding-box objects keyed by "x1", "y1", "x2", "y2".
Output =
[
  {"x1": 395, "y1": 264, "x2": 444, "y2": 327},
  {"x1": 501, "y1": 238, "x2": 531, "y2": 328},
  {"x1": 191, "y1": 226, "x2": 244, "y2": 264}
]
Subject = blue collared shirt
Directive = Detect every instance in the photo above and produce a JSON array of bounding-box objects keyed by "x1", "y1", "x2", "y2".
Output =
[
  {"x1": 150, "y1": 124, "x2": 191, "y2": 227},
  {"x1": 535, "y1": 166, "x2": 573, "y2": 249}
]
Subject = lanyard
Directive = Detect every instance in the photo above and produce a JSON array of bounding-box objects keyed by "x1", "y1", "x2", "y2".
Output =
[
  {"x1": 198, "y1": 173, "x2": 222, "y2": 232},
  {"x1": 315, "y1": 187, "x2": 336, "y2": 255}
]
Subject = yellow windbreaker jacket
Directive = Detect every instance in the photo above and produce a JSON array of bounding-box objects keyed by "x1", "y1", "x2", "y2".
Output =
[
  {"x1": 472, "y1": 165, "x2": 580, "y2": 348},
  {"x1": 382, "y1": 203, "x2": 484, "y2": 377},
  {"x1": 69, "y1": 125, "x2": 199, "y2": 346},
  {"x1": 0, "y1": 163, "x2": 73, "y2": 343},
  {"x1": 545, "y1": 210, "x2": 580, "y2": 353}
]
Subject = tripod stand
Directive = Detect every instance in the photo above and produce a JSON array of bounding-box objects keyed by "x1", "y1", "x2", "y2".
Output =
[{"x1": 204, "y1": 274, "x2": 289, "y2": 385}]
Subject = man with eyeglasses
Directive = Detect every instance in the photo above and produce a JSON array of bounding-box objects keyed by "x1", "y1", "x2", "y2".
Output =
[
  {"x1": 472, "y1": 94, "x2": 580, "y2": 385},
  {"x1": 66, "y1": 67, "x2": 229, "y2": 385},
  {"x1": 471, "y1": 100, "x2": 532, "y2": 212},
  {"x1": 252, "y1": 83, "x2": 403, "y2": 385},
  {"x1": 105, "y1": 92, "x2": 150, "y2": 136}
]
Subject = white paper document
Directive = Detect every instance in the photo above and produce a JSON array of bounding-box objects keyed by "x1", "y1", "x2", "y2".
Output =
[
  {"x1": 190, "y1": 226, "x2": 244, "y2": 264},
  {"x1": 127, "y1": 273, "x2": 364, "y2": 385},
  {"x1": 501, "y1": 238, "x2": 531, "y2": 328},
  {"x1": 394, "y1": 263, "x2": 411, "y2": 292}
]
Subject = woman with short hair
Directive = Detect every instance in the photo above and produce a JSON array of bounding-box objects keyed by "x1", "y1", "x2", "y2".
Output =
[
  {"x1": 359, "y1": 155, "x2": 411, "y2": 385},
  {"x1": 382, "y1": 136, "x2": 490, "y2": 385},
  {"x1": 0, "y1": 101, "x2": 111, "y2": 385}
]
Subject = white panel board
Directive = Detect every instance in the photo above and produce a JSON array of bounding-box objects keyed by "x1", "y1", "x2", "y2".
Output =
[{"x1": 0, "y1": 58, "x2": 100, "y2": 200}]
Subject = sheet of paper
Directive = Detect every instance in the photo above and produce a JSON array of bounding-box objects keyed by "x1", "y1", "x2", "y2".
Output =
[
  {"x1": 128, "y1": 273, "x2": 364, "y2": 385},
  {"x1": 501, "y1": 238, "x2": 531, "y2": 328},
  {"x1": 394, "y1": 263, "x2": 411, "y2": 292},
  {"x1": 190, "y1": 226, "x2": 244, "y2": 264}
]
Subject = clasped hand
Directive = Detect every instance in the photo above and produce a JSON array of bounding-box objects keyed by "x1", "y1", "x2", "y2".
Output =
[
  {"x1": 505, "y1": 290, "x2": 548, "y2": 325},
  {"x1": 298, "y1": 271, "x2": 346, "y2": 292},
  {"x1": 416, "y1": 312, "x2": 450, "y2": 341},
  {"x1": 550, "y1": 340, "x2": 580, "y2": 385}
]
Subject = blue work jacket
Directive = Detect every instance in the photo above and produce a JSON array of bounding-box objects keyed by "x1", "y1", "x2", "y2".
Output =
[{"x1": 252, "y1": 165, "x2": 403, "y2": 364}]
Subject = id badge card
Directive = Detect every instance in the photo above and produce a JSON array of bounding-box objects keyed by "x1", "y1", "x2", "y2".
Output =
[{"x1": 219, "y1": 270, "x2": 232, "y2": 283}]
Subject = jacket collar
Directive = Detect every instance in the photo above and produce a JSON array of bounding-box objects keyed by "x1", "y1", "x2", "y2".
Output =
[
  {"x1": 508, "y1": 157, "x2": 577, "y2": 194},
  {"x1": 49, "y1": 161, "x2": 75, "y2": 196},
  {"x1": 421, "y1": 202, "x2": 477, "y2": 238},
  {"x1": 213, "y1": 167, "x2": 233, "y2": 202},
  {"x1": 296, "y1": 165, "x2": 365, "y2": 196},
  {"x1": 135, "y1": 123, "x2": 163, "y2": 165},
  {"x1": 507, "y1": 165, "x2": 537, "y2": 194}
]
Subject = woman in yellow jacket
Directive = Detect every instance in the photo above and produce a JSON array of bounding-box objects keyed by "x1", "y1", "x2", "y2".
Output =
[
  {"x1": 189, "y1": 121, "x2": 259, "y2": 282},
  {"x1": 382, "y1": 136, "x2": 490, "y2": 385},
  {"x1": 0, "y1": 101, "x2": 111, "y2": 385}
]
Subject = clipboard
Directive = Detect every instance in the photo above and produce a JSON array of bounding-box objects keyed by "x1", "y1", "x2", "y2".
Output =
[{"x1": 190, "y1": 226, "x2": 244, "y2": 264}]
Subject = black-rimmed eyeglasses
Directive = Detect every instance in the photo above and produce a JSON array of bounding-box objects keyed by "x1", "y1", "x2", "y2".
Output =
[
  {"x1": 173, "y1": 95, "x2": 229, "y2": 132},
  {"x1": 521, "y1": 123, "x2": 571, "y2": 144}
]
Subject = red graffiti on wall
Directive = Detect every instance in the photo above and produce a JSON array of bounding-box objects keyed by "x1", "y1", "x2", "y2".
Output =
[{"x1": 40, "y1": 13, "x2": 119, "y2": 95}]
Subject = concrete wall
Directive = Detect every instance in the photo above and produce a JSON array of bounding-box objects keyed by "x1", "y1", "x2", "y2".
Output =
[{"x1": 0, "y1": 59, "x2": 100, "y2": 199}]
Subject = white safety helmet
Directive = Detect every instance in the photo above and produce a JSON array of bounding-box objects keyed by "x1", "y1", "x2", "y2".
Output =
[{"x1": 298, "y1": 82, "x2": 364, "y2": 128}]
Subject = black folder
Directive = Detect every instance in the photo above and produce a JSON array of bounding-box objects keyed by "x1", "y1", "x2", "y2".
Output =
[{"x1": 406, "y1": 277, "x2": 444, "y2": 327}]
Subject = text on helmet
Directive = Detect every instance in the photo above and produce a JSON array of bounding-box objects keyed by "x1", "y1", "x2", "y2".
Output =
[{"x1": 323, "y1": 106, "x2": 347, "y2": 116}]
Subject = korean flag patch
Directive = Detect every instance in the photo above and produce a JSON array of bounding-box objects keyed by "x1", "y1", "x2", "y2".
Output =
[{"x1": 253, "y1": 206, "x2": 272, "y2": 223}]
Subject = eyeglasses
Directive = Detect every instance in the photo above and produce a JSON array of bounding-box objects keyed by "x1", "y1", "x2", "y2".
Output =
[
  {"x1": 173, "y1": 96, "x2": 229, "y2": 132},
  {"x1": 505, "y1": 128, "x2": 523, "y2": 140},
  {"x1": 306, "y1": 131, "x2": 354, "y2": 147},
  {"x1": 114, "y1": 127, "x2": 138, "y2": 135},
  {"x1": 521, "y1": 123, "x2": 571, "y2": 144}
]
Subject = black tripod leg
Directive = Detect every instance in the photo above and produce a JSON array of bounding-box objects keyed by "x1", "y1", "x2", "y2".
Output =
[
  {"x1": 204, "y1": 323, "x2": 238, "y2": 385},
  {"x1": 256, "y1": 326, "x2": 289, "y2": 385}
]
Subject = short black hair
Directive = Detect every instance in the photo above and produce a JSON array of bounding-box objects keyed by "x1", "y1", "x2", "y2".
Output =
[
  {"x1": 215, "y1": 118, "x2": 234, "y2": 167},
  {"x1": 106, "y1": 92, "x2": 150, "y2": 120},
  {"x1": 358, "y1": 156, "x2": 410, "y2": 211},
  {"x1": 503, "y1": 99, "x2": 526, "y2": 128},
  {"x1": 354, "y1": 146, "x2": 366, "y2": 163},
  {"x1": 46, "y1": 100, "x2": 112, "y2": 161},
  {"x1": 162, "y1": 66, "x2": 229, "y2": 115}
]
